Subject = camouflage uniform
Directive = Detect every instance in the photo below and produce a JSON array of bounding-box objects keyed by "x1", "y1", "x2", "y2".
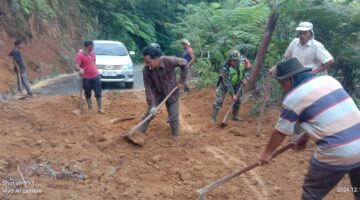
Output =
[{"x1": 211, "y1": 51, "x2": 251, "y2": 122}]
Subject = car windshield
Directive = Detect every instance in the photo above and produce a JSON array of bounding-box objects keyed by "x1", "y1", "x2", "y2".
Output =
[{"x1": 94, "y1": 43, "x2": 128, "y2": 56}]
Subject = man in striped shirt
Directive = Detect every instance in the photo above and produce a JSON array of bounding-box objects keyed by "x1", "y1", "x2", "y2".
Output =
[{"x1": 259, "y1": 57, "x2": 360, "y2": 200}]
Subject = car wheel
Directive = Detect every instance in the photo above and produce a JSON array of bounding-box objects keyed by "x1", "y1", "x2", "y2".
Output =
[{"x1": 125, "y1": 82, "x2": 134, "y2": 89}]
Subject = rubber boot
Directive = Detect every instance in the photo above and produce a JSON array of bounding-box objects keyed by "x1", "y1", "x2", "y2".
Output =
[
  {"x1": 86, "y1": 98, "x2": 93, "y2": 111},
  {"x1": 232, "y1": 106, "x2": 241, "y2": 121},
  {"x1": 211, "y1": 107, "x2": 219, "y2": 124},
  {"x1": 184, "y1": 84, "x2": 190, "y2": 93},
  {"x1": 170, "y1": 121, "x2": 180, "y2": 138},
  {"x1": 96, "y1": 97, "x2": 104, "y2": 114}
]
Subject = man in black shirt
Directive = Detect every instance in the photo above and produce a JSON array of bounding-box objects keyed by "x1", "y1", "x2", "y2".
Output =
[{"x1": 8, "y1": 39, "x2": 34, "y2": 98}]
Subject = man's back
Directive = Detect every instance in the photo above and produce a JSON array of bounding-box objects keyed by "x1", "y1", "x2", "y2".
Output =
[{"x1": 278, "y1": 76, "x2": 360, "y2": 170}]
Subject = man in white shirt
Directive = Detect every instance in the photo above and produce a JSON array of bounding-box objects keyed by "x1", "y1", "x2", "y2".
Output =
[{"x1": 270, "y1": 22, "x2": 334, "y2": 75}]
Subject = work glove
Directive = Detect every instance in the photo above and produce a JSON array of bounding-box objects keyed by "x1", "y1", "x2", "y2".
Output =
[{"x1": 149, "y1": 107, "x2": 158, "y2": 116}]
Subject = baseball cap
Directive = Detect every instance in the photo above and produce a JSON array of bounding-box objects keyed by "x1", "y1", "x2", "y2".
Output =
[
  {"x1": 181, "y1": 39, "x2": 190, "y2": 46},
  {"x1": 295, "y1": 22, "x2": 313, "y2": 31}
]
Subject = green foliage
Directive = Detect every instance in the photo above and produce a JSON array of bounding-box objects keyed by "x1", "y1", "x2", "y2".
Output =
[
  {"x1": 275, "y1": 0, "x2": 360, "y2": 96},
  {"x1": 170, "y1": 1, "x2": 269, "y2": 59},
  {"x1": 79, "y1": 0, "x2": 182, "y2": 62},
  {"x1": 19, "y1": 0, "x2": 55, "y2": 17},
  {"x1": 353, "y1": 97, "x2": 360, "y2": 109},
  {"x1": 169, "y1": 0, "x2": 270, "y2": 88},
  {"x1": 27, "y1": 0, "x2": 357, "y2": 96},
  {"x1": 19, "y1": 0, "x2": 32, "y2": 16},
  {"x1": 34, "y1": 0, "x2": 55, "y2": 17},
  {"x1": 192, "y1": 58, "x2": 218, "y2": 88}
]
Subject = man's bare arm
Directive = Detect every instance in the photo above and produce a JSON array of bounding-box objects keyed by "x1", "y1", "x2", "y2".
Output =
[
  {"x1": 312, "y1": 59, "x2": 334, "y2": 74},
  {"x1": 258, "y1": 130, "x2": 287, "y2": 165},
  {"x1": 188, "y1": 50, "x2": 196, "y2": 66}
]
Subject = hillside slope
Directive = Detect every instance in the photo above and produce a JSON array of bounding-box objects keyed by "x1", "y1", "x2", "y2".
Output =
[{"x1": 0, "y1": 0, "x2": 85, "y2": 93}]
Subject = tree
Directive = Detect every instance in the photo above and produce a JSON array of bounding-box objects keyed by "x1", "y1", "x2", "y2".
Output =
[
  {"x1": 79, "y1": 0, "x2": 183, "y2": 60},
  {"x1": 170, "y1": 1, "x2": 269, "y2": 67},
  {"x1": 246, "y1": 10, "x2": 279, "y2": 91}
]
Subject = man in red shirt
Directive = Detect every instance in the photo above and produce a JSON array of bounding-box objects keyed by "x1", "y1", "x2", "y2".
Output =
[{"x1": 75, "y1": 41, "x2": 103, "y2": 113}]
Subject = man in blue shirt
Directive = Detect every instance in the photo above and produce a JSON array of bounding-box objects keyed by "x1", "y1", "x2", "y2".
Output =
[
  {"x1": 181, "y1": 39, "x2": 195, "y2": 93},
  {"x1": 8, "y1": 39, "x2": 34, "y2": 98}
]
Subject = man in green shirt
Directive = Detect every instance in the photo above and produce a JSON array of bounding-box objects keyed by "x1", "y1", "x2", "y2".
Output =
[{"x1": 211, "y1": 50, "x2": 251, "y2": 123}]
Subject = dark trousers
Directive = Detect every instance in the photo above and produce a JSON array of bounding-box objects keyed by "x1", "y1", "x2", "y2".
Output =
[
  {"x1": 138, "y1": 99, "x2": 179, "y2": 136},
  {"x1": 184, "y1": 65, "x2": 192, "y2": 92},
  {"x1": 17, "y1": 71, "x2": 32, "y2": 95},
  {"x1": 302, "y1": 163, "x2": 360, "y2": 200},
  {"x1": 83, "y1": 76, "x2": 102, "y2": 99},
  {"x1": 213, "y1": 83, "x2": 242, "y2": 110}
]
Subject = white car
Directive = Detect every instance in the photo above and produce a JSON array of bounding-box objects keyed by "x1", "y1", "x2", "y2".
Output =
[{"x1": 93, "y1": 40, "x2": 135, "y2": 88}]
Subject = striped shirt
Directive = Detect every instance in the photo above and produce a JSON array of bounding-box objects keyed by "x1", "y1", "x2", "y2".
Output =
[{"x1": 276, "y1": 76, "x2": 360, "y2": 170}]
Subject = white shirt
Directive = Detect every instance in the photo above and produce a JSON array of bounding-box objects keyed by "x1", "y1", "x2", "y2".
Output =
[{"x1": 284, "y1": 38, "x2": 333, "y2": 71}]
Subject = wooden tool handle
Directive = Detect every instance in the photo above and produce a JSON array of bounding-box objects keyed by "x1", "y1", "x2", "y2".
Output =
[
  {"x1": 79, "y1": 77, "x2": 83, "y2": 113},
  {"x1": 222, "y1": 85, "x2": 243, "y2": 124},
  {"x1": 256, "y1": 75, "x2": 272, "y2": 136},
  {"x1": 125, "y1": 86, "x2": 179, "y2": 137},
  {"x1": 197, "y1": 142, "x2": 294, "y2": 197}
]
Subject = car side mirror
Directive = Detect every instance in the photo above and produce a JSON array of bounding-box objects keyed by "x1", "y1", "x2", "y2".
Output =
[{"x1": 129, "y1": 51, "x2": 135, "y2": 56}]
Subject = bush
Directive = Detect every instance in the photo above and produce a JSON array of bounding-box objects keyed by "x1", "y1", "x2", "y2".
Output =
[
  {"x1": 192, "y1": 58, "x2": 218, "y2": 88},
  {"x1": 19, "y1": 0, "x2": 55, "y2": 18},
  {"x1": 35, "y1": 0, "x2": 55, "y2": 17},
  {"x1": 19, "y1": 0, "x2": 32, "y2": 16},
  {"x1": 353, "y1": 97, "x2": 360, "y2": 109}
]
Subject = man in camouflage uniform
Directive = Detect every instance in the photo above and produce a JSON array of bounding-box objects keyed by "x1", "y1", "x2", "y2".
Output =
[{"x1": 211, "y1": 50, "x2": 252, "y2": 123}]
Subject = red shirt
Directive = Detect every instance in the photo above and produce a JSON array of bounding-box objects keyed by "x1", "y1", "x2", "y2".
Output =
[{"x1": 75, "y1": 50, "x2": 99, "y2": 78}]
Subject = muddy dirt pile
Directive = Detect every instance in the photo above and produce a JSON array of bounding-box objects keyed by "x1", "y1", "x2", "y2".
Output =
[{"x1": 0, "y1": 89, "x2": 353, "y2": 200}]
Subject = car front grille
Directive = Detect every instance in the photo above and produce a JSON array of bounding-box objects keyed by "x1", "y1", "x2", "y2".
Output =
[
  {"x1": 97, "y1": 65, "x2": 123, "y2": 70},
  {"x1": 100, "y1": 75, "x2": 126, "y2": 79}
]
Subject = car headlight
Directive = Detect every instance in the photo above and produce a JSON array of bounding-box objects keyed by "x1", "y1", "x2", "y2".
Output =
[{"x1": 124, "y1": 63, "x2": 133, "y2": 70}]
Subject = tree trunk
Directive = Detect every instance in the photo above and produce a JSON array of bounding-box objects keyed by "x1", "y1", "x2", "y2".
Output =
[{"x1": 245, "y1": 10, "x2": 279, "y2": 91}]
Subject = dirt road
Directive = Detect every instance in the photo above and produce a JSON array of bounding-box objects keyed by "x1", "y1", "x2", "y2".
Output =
[{"x1": 0, "y1": 88, "x2": 354, "y2": 200}]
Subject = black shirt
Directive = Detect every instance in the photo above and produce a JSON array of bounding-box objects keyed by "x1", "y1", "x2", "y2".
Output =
[{"x1": 9, "y1": 48, "x2": 25, "y2": 72}]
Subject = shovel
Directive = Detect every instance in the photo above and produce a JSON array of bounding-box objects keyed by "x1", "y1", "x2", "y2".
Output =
[
  {"x1": 124, "y1": 86, "x2": 179, "y2": 145},
  {"x1": 221, "y1": 85, "x2": 243, "y2": 127},
  {"x1": 196, "y1": 142, "x2": 294, "y2": 200},
  {"x1": 17, "y1": 71, "x2": 23, "y2": 94},
  {"x1": 79, "y1": 77, "x2": 83, "y2": 113},
  {"x1": 16, "y1": 70, "x2": 27, "y2": 99}
]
